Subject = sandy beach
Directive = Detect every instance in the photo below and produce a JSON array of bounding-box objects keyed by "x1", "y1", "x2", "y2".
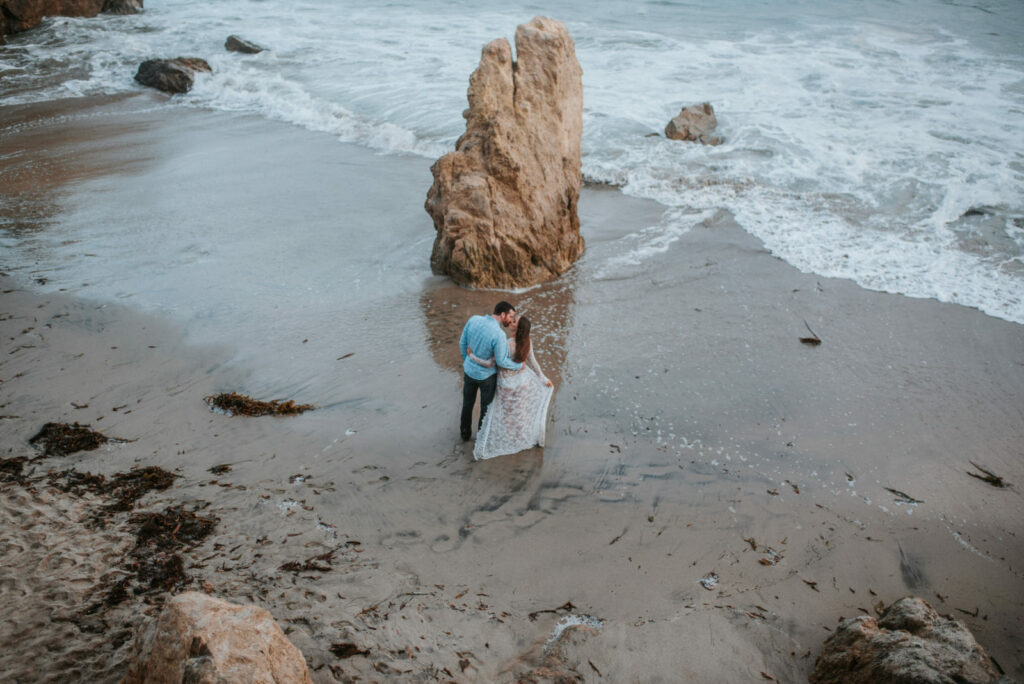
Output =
[{"x1": 2, "y1": 94, "x2": 1023, "y2": 682}]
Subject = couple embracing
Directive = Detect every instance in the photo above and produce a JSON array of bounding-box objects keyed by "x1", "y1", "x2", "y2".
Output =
[{"x1": 459, "y1": 301, "x2": 553, "y2": 460}]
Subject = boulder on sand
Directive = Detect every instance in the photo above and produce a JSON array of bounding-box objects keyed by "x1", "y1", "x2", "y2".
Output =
[
  {"x1": 424, "y1": 16, "x2": 585, "y2": 289},
  {"x1": 810, "y1": 597, "x2": 1008, "y2": 684},
  {"x1": 225, "y1": 34, "x2": 264, "y2": 54},
  {"x1": 664, "y1": 102, "x2": 722, "y2": 145},
  {"x1": 120, "y1": 592, "x2": 313, "y2": 684},
  {"x1": 134, "y1": 57, "x2": 212, "y2": 95}
]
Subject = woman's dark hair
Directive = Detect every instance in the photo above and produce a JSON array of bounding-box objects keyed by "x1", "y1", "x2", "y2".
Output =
[
  {"x1": 494, "y1": 301, "x2": 516, "y2": 316},
  {"x1": 513, "y1": 316, "x2": 531, "y2": 364}
]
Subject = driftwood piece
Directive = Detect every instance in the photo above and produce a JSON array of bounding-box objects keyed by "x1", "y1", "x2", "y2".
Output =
[{"x1": 799, "y1": 320, "x2": 822, "y2": 346}]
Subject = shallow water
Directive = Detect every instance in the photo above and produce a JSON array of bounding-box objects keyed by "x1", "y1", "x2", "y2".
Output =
[{"x1": 2, "y1": 0, "x2": 1023, "y2": 321}]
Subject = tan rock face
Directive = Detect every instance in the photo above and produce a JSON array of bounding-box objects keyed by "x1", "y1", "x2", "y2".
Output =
[
  {"x1": 810, "y1": 597, "x2": 1005, "y2": 684},
  {"x1": 425, "y1": 16, "x2": 585, "y2": 289},
  {"x1": 665, "y1": 102, "x2": 722, "y2": 145},
  {"x1": 120, "y1": 592, "x2": 312, "y2": 684},
  {"x1": 0, "y1": 1, "x2": 104, "y2": 41}
]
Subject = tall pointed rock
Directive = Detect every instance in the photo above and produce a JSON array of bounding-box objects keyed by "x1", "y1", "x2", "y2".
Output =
[{"x1": 425, "y1": 16, "x2": 585, "y2": 289}]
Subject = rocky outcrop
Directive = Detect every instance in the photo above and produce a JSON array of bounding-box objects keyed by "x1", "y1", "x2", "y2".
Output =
[
  {"x1": 120, "y1": 592, "x2": 312, "y2": 684},
  {"x1": 0, "y1": 0, "x2": 103, "y2": 42},
  {"x1": 811, "y1": 597, "x2": 1008, "y2": 684},
  {"x1": 0, "y1": 0, "x2": 137, "y2": 42},
  {"x1": 425, "y1": 16, "x2": 585, "y2": 289},
  {"x1": 665, "y1": 102, "x2": 722, "y2": 145},
  {"x1": 225, "y1": 35, "x2": 264, "y2": 54},
  {"x1": 101, "y1": 0, "x2": 142, "y2": 14},
  {"x1": 134, "y1": 57, "x2": 212, "y2": 95}
]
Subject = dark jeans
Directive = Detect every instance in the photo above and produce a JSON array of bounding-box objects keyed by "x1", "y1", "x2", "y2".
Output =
[{"x1": 461, "y1": 373, "x2": 497, "y2": 439}]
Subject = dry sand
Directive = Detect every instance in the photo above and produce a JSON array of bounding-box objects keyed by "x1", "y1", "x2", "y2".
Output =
[{"x1": 1, "y1": 95, "x2": 1023, "y2": 682}]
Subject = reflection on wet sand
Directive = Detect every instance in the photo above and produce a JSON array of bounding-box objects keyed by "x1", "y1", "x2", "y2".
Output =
[
  {"x1": 0, "y1": 95, "x2": 154, "y2": 236},
  {"x1": 420, "y1": 277, "x2": 576, "y2": 389}
]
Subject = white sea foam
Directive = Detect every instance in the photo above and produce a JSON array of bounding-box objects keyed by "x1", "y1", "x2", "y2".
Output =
[
  {"x1": 594, "y1": 208, "x2": 716, "y2": 280},
  {"x1": 2, "y1": 0, "x2": 1022, "y2": 322},
  {"x1": 545, "y1": 614, "x2": 603, "y2": 651}
]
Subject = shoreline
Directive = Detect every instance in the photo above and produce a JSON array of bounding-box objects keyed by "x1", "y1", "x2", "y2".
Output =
[{"x1": 1, "y1": 95, "x2": 1023, "y2": 681}]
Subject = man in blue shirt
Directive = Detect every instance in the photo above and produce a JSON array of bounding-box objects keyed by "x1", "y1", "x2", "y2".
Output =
[{"x1": 459, "y1": 301, "x2": 522, "y2": 441}]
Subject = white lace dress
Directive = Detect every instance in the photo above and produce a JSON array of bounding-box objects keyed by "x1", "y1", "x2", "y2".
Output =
[{"x1": 470, "y1": 340, "x2": 553, "y2": 460}]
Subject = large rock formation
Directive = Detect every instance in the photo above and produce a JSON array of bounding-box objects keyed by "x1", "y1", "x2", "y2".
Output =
[
  {"x1": 425, "y1": 16, "x2": 585, "y2": 289},
  {"x1": 121, "y1": 592, "x2": 313, "y2": 684},
  {"x1": 134, "y1": 57, "x2": 212, "y2": 95},
  {"x1": 811, "y1": 597, "x2": 1008, "y2": 684},
  {"x1": 0, "y1": 0, "x2": 139, "y2": 42},
  {"x1": 665, "y1": 102, "x2": 722, "y2": 145}
]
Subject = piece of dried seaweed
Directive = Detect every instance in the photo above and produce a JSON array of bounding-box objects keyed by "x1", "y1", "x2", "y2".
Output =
[
  {"x1": 330, "y1": 642, "x2": 370, "y2": 659},
  {"x1": 204, "y1": 392, "x2": 316, "y2": 417},
  {"x1": 966, "y1": 461, "x2": 1009, "y2": 488},
  {"x1": 48, "y1": 465, "x2": 178, "y2": 523},
  {"x1": 280, "y1": 550, "x2": 336, "y2": 574},
  {"x1": 29, "y1": 422, "x2": 108, "y2": 456},
  {"x1": 799, "y1": 320, "x2": 822, "y2": 346},
  {"x1": 104, "y1": 466, "x2": 177, "y2": 514},
  {"x1": 121, "y1": 506, "x2": 218, "y2": 594},
  {"x1": 131, "y1": 506, "x2": 217, "y2": 552},
  {"x1": 0, "y1": 456, "x2": 29, "y2": 483},
  {"x1": 884, "y1": 487, "x2": 923, "y2": 504},
  {"x1": 48, "y1": 469, "x2": 107, "y2": 495}
]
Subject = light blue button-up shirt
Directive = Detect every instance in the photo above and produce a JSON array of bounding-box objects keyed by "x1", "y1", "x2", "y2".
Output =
[{"x1": 460, "y1": 314, "x2": 522, "y2": 380}]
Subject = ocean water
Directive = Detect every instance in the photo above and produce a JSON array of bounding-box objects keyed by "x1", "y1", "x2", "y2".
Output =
[{"x1": 1, "y1": 0, "x2": 1023, "y2": 323}]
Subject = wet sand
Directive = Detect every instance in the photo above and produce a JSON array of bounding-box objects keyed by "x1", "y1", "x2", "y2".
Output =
[{"x1": 2, "y1": 95, "x2": 1023, "y2": 682}]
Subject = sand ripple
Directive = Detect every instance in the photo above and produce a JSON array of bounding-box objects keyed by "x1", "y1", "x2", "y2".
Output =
[{"x1": 0, "y1": 485, "x2": 135, "y2": 683}]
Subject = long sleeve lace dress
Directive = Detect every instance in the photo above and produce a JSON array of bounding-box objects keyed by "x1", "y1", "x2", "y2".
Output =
[{"x1": 468, "y1": 340, "x2": 553, "y2": 460}]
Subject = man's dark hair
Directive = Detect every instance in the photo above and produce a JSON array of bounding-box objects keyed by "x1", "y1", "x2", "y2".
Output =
[{"x1": 494, "y1": 301, "x2": 516, "y2": 316}]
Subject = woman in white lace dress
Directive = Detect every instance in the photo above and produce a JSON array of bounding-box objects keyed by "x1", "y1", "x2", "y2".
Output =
[{"x1": 467, "y1": 316, "x2": 553, "y2": 460}]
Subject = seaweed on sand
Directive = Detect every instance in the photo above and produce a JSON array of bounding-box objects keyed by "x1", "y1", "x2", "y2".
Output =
[
  {"x1": 121, "y1": 506, "x2": 218, "y2": 596},
  {"x1": 0, "y1": 456, "x2": 29, "y2": 483},
  {"x1": 29, "y1": 422, "x2": 108, "y2": 456},
  {"x1": 204, "y1": 392, "x2": 316, "y2": 417},
  {"x1": 47, "y1": 469, "x2": 107, "y2": 495},
  {"x1": 104, "y1": 466, "x2": 177, "y2": 514},
  {"x1": 331, "y1": 642, "x2": 370, "y2": 659},
  {"x1": 47, "y1": 465, "x2": 177, "y2": 523},
  {"x1": 280, "y1": 550, "x2": 336, "y2": 574},
  {"x1": 131, "y1": 552, "x2": 187, "y2": 593},
  {"x1": 966, "y1": 461, "x2": 1010, "y2": 488},
  {"x1": 799, "y1": 320, "x2": 822, "y2": 346},
  {"x1": 5, "y1": 458, "x2": 212, "y2": 616},
  {"x1": 131, "y1": 505, "x2": 217, "y2": 552}
]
